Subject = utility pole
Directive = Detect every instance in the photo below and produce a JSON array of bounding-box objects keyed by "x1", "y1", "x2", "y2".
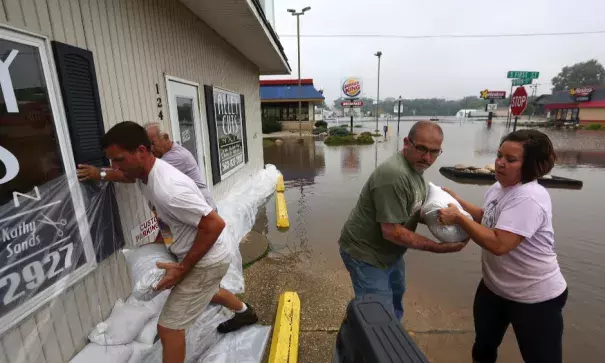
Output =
[
  {"x1": 396, "y1": 95, "x2": 402, "y2": 136},
  {"x1": 288, "y1": 6, "x2": 311, "y2": 140},
  {"x1": 374, "y1": 51, "x2": 382, "y2": 132},
  {"x1": 528, "y1": 83, "x2": 539, "y2": 122}
]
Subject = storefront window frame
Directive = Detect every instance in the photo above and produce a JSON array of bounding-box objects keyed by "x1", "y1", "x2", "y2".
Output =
[{"x1": 0, "y1": 25, "x2": 97, "y2": 334}]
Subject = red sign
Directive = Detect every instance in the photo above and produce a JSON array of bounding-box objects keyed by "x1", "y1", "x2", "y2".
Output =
[
  {"x1": 341, "y1": 100, "x2": 364, "y2": 107},
  {"x1": 570, "y1": 87, "x2": 594, "y2": 102},
  {"x1": 480, "y1": 90, "x2": 507, "y2": 99},
  {"x1": 510, "y1": 87, "x2": 528, "y2": 116}
]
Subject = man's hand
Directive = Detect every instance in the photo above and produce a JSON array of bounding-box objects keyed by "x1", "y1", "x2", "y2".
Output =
[
  {"x1": 77, "y1": 164, "x2": 100, "y2": 181},
  {"x1": 438, "y1": 203, "x2": 462, "y2": 225},
  {"x1": 430, "y1": 241, "x2": 467, "y2": 253},
  {"x1": 154, "y1": 262, "x2": 187, "y2": 290}
]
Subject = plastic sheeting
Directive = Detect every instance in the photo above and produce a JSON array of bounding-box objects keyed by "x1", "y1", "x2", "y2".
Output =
[
  {"x1": 214, "y1": 164, "x2": 280, "y2": 294},
  {"x1": 421, "y1": 182, "x2": 473, "y2": 243},
  {"x1": 0, "y1": 174, "x2": 125, "y2": 335}
]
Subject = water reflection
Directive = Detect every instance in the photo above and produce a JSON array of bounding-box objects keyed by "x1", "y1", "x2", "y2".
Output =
[
  {"x1": 263, "y1": 137, "x2": 325, "y2": 186},
  {"x1": 341, "y1": 146, "x2": 360, "y2": 173}
]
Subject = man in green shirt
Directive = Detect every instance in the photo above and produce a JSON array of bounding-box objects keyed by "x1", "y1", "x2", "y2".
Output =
[{"x1": 339, "y1": 121, "x2": 466, "y2": 320}]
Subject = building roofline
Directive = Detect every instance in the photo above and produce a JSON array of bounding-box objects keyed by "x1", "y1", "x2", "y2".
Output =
[{"x1": 260, "y1": 79, "x2": 315, "y2": 86}]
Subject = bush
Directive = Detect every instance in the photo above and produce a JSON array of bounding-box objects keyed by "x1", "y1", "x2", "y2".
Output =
[
  {"x1": 354, "y1": 124, "x2": 363, "y2": 128},
  {"x1": 324, "y1": 133, "x2": 375, "y2": 146},
  {"x1": 315, "y1": 120, "x2": 328, "y2": 128},
  {"x1": 262, "y1": 115, "x2": 282, "y2": 134},
  {"x1": 312, "y1": 127, "x2": 328, "y2": 135},
  {"x1": 586, "y1": 123, "x2": 602, "y2": 130},
  {"x1": 356, "y1": 134, "x2": 375, "y2": 145},
  {"x1": 328, "y1": 126, "x2": 349, "y2": 137}
]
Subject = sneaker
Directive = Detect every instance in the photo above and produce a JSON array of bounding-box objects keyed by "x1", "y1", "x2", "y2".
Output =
[{"x1": 217, "y1": 304, "x2": 259, "y2": 334}]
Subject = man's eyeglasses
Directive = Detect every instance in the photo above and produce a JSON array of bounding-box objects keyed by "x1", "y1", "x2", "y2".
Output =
[{"x1": 410, "y1": 139, "x2": 442, "y2": 157}]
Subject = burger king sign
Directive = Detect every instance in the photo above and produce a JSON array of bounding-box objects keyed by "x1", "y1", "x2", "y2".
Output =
[{"x1": 342, "y1": 77, "x2": 362, "y2": 99}]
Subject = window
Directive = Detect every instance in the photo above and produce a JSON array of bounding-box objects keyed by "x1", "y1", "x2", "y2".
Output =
[
  {"x1": 561, "y1": 109, "x2": 568, "y2": 120},
  {"x1": 571, "y1": 108, "x2": 579, "y2": 121},
  {"x1": 0, "y1": 28, "x2": 95, "y2": 334},
  {"x1": 261, "y1": 102, "x2": 310, "y2": 121},
  {"x1": 556, "y1": 109, "x2": 562, "y2": 120},
  {"x1": 203, "y1": 86, "x2": 249, "y2": 184}
]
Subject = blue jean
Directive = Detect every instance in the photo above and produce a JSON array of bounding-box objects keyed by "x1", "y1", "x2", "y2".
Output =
[{"x1": 340, "y1": 248, "x2": 406, "y2": 320}]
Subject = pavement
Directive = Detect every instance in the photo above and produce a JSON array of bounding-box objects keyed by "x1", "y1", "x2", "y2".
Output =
[{"x1": 242, "y1": 248, "x2": 524, "y2": 363}]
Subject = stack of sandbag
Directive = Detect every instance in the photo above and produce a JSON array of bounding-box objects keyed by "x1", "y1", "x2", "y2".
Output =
[
  {"x1": 69, "y1": 290, "x2": 169, "y2": 363},
  {"x1": 421, "y1": 182, "x2": 473, "y2": 243}
]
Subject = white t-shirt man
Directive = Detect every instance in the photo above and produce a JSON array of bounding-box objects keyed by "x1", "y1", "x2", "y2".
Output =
[{"x1": 138, "y1": 158, "x2": 228, "y2": 266}]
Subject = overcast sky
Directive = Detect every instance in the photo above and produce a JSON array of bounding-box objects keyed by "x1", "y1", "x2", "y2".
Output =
[{"x1": 262, "y1": 0, "x2": 605, "y2": 104}]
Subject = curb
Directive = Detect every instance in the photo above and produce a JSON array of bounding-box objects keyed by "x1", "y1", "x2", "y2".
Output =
[{"x1": 268, "y1": 291, "x2": 301, "y2": 363}]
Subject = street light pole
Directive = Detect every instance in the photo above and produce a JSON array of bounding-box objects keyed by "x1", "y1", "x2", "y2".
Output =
[
  {"x1": 374, "y1": 51, "x2": 382, "y2": 132},
  {"x1": 397, "y1": 95, "x2": 402, "y2": 136},
  {"x1": 288, "y1": 7, "x2": 311, "y2": 140}
]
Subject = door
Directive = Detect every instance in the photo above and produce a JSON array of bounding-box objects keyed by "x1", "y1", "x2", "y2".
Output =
[{"x1": 165, "y1": 78, "x2": 205, "y2": 166}]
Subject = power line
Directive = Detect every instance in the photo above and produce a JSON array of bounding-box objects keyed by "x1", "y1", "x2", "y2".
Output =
[{"x1": 279, "y1": 30, "x2": 605, "y2": 40}]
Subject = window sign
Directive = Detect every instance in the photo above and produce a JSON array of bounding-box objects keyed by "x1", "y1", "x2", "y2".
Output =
[
  {"x1": 0, "y1": 30, "x2": 94, "y2": 333},
  {"x1": 213, "y1": 87, "x2": 246, "y2": 178}
]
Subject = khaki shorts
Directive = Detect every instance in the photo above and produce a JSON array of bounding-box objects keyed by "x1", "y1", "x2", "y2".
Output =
[{"x1": 158, "y1": 258, "x2": 230, "y2": 330}]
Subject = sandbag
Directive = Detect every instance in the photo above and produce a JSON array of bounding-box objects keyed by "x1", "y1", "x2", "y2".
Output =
[
  {"x1": 421, "y1": 183, "x2": 472, "y2": 243},
  {"x1": 88, "y1": 299, "x2": 157, "y2": 346},
  {"x1": 127, "y1": 342, "x2": 154, "y2": 363},
  {"x1": 69, "y1": 343, "x2": 133, "y2": 363},
  {"x1": 135, "y1": 315, "x2": 160, "y2": 345},
  {"x1": 123, "y1": 243, "x2": 176, "y2": 301}
]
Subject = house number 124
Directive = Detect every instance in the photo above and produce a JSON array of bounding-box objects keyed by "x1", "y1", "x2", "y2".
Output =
[{"x1": 156, "y1": 84, "x2": 163, "y2": 120}]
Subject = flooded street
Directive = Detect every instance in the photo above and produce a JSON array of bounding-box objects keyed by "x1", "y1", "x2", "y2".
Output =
[{"x1": 254, "y1": 119, "x2": 605, "y2": 362}]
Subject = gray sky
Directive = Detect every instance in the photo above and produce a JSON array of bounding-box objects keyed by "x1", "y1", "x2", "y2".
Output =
[{"x1": 262, "y1": 0, "x2": 605, "y2": 105}]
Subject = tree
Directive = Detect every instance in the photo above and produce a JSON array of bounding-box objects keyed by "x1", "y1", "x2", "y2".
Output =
[{"x1": 551, "y1": 59, "x2": 605, "y2": 92}]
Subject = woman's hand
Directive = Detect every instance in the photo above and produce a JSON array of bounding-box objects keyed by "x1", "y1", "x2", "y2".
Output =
[
  {"x1": 438, "y1": 203, "x2": 462, "y2": 225},
  {"x1": 442, "y1": 186, "x2": 458, "y2": 199}
]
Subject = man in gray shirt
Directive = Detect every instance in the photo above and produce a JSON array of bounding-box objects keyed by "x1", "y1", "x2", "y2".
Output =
[{"x1": 145, "y1": 123, "x2": 217, "y2": 210}]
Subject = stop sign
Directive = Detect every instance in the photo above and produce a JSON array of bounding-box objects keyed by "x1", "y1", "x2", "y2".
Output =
[{"x1": 510, "y1": 86, "x2": 528, "y2": 116}]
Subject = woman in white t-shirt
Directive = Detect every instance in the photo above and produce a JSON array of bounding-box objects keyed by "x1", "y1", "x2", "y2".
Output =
[{"x1": 438, "y1": 129, "x2": 567, "y2": 363}]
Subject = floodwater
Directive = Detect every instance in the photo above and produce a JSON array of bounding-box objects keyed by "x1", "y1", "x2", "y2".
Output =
[{"x1": 261, "y1": 118, "x2": 605, "y2": 362}]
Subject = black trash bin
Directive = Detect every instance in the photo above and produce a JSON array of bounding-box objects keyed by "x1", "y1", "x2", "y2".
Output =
[{"x1": 333, "y1": 295, "x2": 429, "y2": 363}]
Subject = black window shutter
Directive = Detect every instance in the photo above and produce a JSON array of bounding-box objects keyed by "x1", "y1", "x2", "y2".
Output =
[
  {"x1": 51, "y1": 41, "x2": 124, "y2": 262},
  {"x1": 240, "y1": 94, "x2": 249, "y2": 163},
  {"x1": 51, "y1": 41, "x2": 107, "y2": 167},
  {"x1": 204, "y1": 85, "x2": 221, "y2": 185}
]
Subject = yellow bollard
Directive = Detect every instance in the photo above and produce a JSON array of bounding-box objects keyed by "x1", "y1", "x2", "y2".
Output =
[
  {"x1": 276, "y1": 174, "x2": 285, "y2": 192},
  {"x1": 275, "y1": 192, "x2": 289, "y2": 228},
  {"x1": 268, "y1": 292, "x2": 301, "y2": 363}
]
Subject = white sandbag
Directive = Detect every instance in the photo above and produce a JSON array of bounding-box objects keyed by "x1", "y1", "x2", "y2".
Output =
[
  {"x1": 135, "y1": 315, "x2": 160, "y2": 345},
  {"x1": 421, "y1": 183, "x2": 473, "y2": 243},
  {"x1": 88, "y1": 299, "x2": 156, "y2": 346},
  {"x1": 127, "y1": 289, "x2": 170, "y2": 315},
  {"x1": 127, "y1": 342, "x2": 154, "y2": 363},
  {"x1": 69, "y1": 343, "x2": 133, "y2": 363},
  {"x1": 123, "y1": 243, "x2": 176, "y2": 301}
]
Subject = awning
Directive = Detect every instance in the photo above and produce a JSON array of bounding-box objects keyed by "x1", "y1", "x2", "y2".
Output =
[{"x1": 179, "y1": 0, "x2": 290, "y2": 75}]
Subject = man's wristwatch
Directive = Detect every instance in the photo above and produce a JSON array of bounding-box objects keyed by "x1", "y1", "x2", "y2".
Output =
[{"x1": 100, "y1": 168, "x2": 107, "y2": 181}]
